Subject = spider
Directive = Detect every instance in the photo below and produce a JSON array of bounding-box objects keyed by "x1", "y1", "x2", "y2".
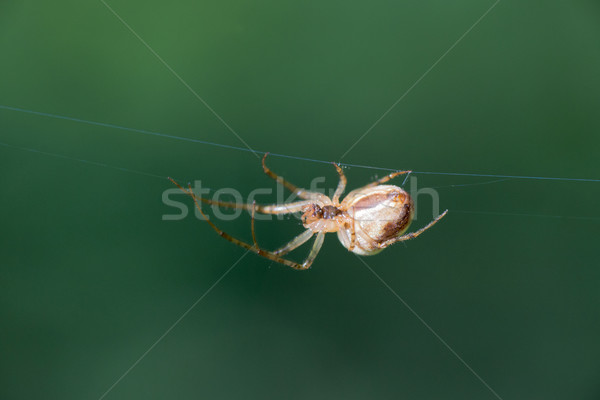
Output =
[{"x1": 169, "y1": 154, "x2": 448, "y2": 270}]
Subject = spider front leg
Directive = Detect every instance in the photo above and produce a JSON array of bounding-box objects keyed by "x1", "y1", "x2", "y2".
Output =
[
  {"x1": 184, "y1": 183, "x2": 308, "y2": 269},
  {"x1": 332, "y1": 163, "x2": 347, "y2": 204},
  {"x1": 303, "y1": 231, "x2": 325, "y2": 269},
  {"x1": 262, "y1": 153, "x2": 329, "y2": 202},
  {"x1": 169, "y1": 178, "x2": 323, "y2": 270},
  {"x1": 168, "y1": 177, "x2": 312, "y2": 215},
  {"x1": 250, "y1": 201, "x2": 259, "y2": 248},
  {"x1": 273, "y1": 229, "x2": 314, "y2": 256}
]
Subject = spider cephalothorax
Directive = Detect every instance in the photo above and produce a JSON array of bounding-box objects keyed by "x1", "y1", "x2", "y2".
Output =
[
  {"x1": 170, "y1": 154, "x2": 447, "y2": 270},
  {"x1": 301, "y1": 204, "x2": 345, "y2": 233}
]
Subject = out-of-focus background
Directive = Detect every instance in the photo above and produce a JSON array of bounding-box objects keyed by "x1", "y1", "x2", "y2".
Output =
[{"x1": 1, "y1": 1, "x2": 599, "y2": 399}]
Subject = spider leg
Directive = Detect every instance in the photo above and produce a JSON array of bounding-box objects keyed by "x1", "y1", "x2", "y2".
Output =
[
  {"x1": 251, "y1": 201, "x2": 259, "y2": 248},
  {"x1": 332, "y1": 163, "x2": 347, "y2": 203},
  {"x1": 348, "y1": 214, "x2": 356, "y2": 252},
  {"x1": 274, "y1": 229, "x2": 314, "y2": 256},
  {"x1": 380, "y1": 210, "x2": 448, "y2": 247},
  {"x1": 361, "y1": 169, "x2": 412, "y2": 189},
  {"x1": 301, "y1": 231, "x2": 325, "y2": 269},
  {"x1": 262, "y1": 153, "x2": 329, "y2": 202},
  {"x1": 203, "y1": 196, "x2": 312, "y2": 214},
  {"x1": 169, "y1": 177, "x2": 312, "y2": 215},
  {"x1": 177, "y1": 182, "x2": 313, "y2": 270}
]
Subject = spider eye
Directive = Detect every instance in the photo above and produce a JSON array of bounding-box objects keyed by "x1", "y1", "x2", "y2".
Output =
[{"x1": 313, "y1": 205, "x2": 323, "y2": 218}]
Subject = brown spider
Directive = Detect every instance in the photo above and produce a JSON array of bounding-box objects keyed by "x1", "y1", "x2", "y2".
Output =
[{"x1": 169, "y1": 154, "x2": 448, "y2": 270}]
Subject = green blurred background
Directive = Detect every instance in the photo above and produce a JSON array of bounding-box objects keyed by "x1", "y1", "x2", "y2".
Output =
[{"x1": 1, "y1": 0, "x2": 599, "y2": 399}]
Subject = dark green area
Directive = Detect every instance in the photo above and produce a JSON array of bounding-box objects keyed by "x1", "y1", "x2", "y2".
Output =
[{"x1": 1, "y1": 0, "x2": 599, "y2": 399}]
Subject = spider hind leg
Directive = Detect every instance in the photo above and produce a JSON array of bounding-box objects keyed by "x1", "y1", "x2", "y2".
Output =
[
  {"x1": 362, "y1": 170, "x2": 412, "y2": 189},
  {"x1": 381, "y1": 209, "x2": 449, "y2": 247}
]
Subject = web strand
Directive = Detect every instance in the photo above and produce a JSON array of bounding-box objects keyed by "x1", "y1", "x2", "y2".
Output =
[{"x1": 1, "y1": 104, "x2": 599, "y2": 183}]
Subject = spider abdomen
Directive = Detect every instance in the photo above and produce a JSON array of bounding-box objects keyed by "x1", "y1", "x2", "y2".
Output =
[{"x1": 338, "y1": 185, "x2": 414, "y2": 255}]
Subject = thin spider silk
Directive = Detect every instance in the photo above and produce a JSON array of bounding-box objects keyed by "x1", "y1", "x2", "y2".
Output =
[{"x1": 2, "y1": 105, "x2": 598, "y2": 184}]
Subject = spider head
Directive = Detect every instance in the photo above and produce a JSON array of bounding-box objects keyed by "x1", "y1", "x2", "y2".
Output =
[
  {"x1": 301, "y1": 204, "x2": 323, "y2": 225},
  {"x1": 302, "y1": 203, "x2": 343, "y2": 232}
]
